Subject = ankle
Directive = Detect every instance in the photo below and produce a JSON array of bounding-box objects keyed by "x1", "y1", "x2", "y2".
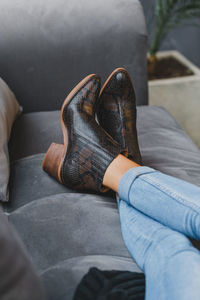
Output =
[{"x1": 103, "y1": 154, "x2": 140, "y2": 192}]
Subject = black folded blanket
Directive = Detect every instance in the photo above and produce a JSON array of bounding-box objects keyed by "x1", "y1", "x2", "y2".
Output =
[{"x1": 73, "y1": 267, "x2": 145, "y2": 300}]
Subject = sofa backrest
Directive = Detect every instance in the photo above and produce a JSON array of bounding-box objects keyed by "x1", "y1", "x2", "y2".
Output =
[{"x1": 0, "y1": 0, "x2": 148, "y2": 112}]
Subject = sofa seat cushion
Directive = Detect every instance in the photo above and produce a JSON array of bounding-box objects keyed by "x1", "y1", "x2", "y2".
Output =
[
  {"x1": 40, "y1": 256, "x2": 141, "y2": 300},
  {"x1": 8, "y1": 193, "x2": 131, "y2": 272},
  {"x1": 9, "y1": 106, "x2": 200, "y2": 185},
  {"x1": 5, "y1": 154, "x2": 114, "y2": 212},
  {"x1": 137, "y1": 106, "x2": 200, "y2": 187},
  {"x1": 5, "y1": 154, "x2": 73, "y2": 212},
  {"x1": 7, "y1": 106, "x2": 200, "y2": 300}
]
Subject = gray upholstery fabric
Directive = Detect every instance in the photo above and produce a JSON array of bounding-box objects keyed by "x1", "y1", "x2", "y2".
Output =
[
  {"x1": 0, "y1": 1, "x2": 150, "y2": 298},
  {"x1": 40, "y1": 256, "x2": 141, "y2": 300},
  {"x1": 8, "y1": 192, "x2": 139, "y2": 299},
  {"x1": 9, "y1": 193, "x2": 131, "y2": 272},
  {"x1": 6, "y1": 106, "x2": 200, "y2": 299},
  {"x1": 0, "y1": 0, "x2": 147, "y2": 113},
  {"x1": 5, "y1": 154, "x2": 71, "y2": 212},
  {"x1": 9, "y1": 111, "x2": 62, "y2": 162},
  {"x1": 5, "y1": 154, "x2": 111, "y2": 212},
  {"x1": 138, "y1": 106, "x2": 200, "y2": 187},
  {"x1": 0, "y1": 209, "x2": 45, "y2": 299}
]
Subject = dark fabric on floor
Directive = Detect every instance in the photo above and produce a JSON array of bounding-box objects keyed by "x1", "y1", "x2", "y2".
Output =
[{"x1": 74, "y1": 267, "x2": 145, "y2": 300}]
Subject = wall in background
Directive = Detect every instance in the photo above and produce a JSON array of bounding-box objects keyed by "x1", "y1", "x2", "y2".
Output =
[{"x1": 140, "y1": 0, "x2": 200, "y2": 67}]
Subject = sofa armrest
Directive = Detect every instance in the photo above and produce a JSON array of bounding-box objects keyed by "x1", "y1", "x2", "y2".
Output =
[{"x1": 0, "y1": 0, "x2": 148, "y2": 112}]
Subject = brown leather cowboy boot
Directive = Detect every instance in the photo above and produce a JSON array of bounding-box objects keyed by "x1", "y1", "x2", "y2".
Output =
[
  {"x1": 42, "y1": 74, "x2": 123, "y2": 192},
  {"x1": 96, "y1": 68, "x2": 142, "y2": 165},
  {"x1": 43, "y1": 68, "x2": 141, "y2": 171}
]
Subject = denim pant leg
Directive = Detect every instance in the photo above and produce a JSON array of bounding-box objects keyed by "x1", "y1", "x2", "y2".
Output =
[
  {"x1": 118, "y1": 167, "x2": 200, "y2": 240},
  {"x1": 119, "y1": 200, "x2": 200, "y2": 300}
]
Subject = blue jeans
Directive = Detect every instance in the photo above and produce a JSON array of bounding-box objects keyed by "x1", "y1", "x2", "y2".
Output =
[{"x1": 118, "y1": 167, "x2": 200, "y2": 300}]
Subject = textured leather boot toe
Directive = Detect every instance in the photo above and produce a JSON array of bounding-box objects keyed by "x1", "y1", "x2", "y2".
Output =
[
  {"x1": 97, "y1": 68, "x2": 142, "y2": 165},
  {"x1": 42, "y1": 74, "x2": 123, "y2": 192}
]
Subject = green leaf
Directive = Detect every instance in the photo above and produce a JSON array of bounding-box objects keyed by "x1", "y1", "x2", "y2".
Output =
[{"x1": 149, "y1": 0, "x2": 200, "y2": 56}]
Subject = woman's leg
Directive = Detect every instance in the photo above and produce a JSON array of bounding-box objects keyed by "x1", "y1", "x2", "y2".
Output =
[
  {"x1": 103, "y1": 155, "x2": 200, "y2": 240},
  {"x1": 119, "y1": 200, "x2": 200, "y2": 300}
]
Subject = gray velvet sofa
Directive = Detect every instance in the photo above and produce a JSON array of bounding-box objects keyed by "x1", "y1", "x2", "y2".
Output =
[{"x1": 1, "y1": 0, "x2": 200, "y2": 299}]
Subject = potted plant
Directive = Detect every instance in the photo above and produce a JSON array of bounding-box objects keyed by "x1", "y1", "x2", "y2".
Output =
[
  {"x1": 148, "y1": 0, "x2": 200, "y2": 77},
  {"x1": 148, "y1": 0, "x2": 200, "y2": 147}
]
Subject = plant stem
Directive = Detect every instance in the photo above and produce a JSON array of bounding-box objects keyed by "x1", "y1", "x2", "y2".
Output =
[
  {"x1": 149, "y1": 0, "x2": 200, "y2": 56},
  {"x1": 149, "y1": 23, "x2": 165, "y2": 56}
]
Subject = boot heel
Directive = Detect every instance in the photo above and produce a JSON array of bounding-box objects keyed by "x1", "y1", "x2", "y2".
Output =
[{"x1": 42, "y1": 143, "x2": 64, "y2": 182}]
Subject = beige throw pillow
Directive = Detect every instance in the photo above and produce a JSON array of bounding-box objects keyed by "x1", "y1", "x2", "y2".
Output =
[{"x1": 0, "y1": 77, "x2": 20, "y2": 201}]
